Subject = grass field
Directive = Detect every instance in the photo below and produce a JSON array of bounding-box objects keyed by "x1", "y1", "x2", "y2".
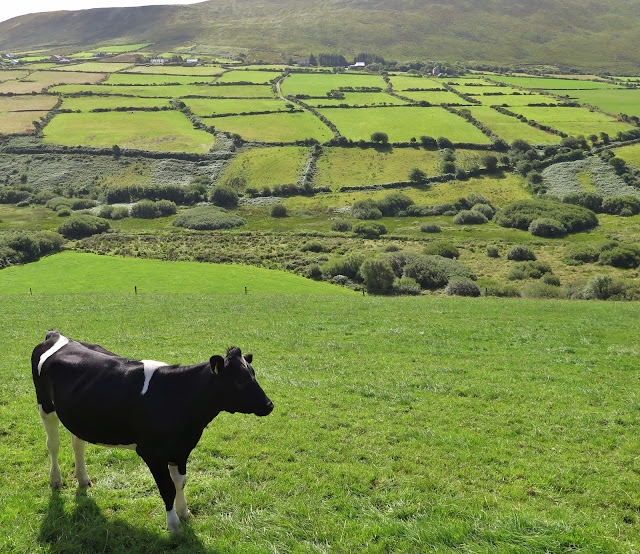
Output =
[
  {"x1": 450, "y1": 85, "x2": 524, "y2": 95},
  {"x1": 304, "y1": 92, "x2": 407, "y2": 107},
  {"x1": 565, "y1": 89, "x2": 640, "y2": 118},
  {"x1": 280, "y1": 73, "x2": 387, "y2": 96},
  {"x1": 218, "y1": 146, "x2": 310, "y2": 189},
  {"x1": 612, "y1": 143, "x2": 640, "y2": 168},
  {"x1": 472, "y1": 93, "x2": 560, "y2": 106},
  {"x1": 203, "y1": 111, "x2": 333, "y2": 143},
  {"x1": 51, "y1": 62, "x2": 134, "y2": 73},
  {"x1": 509, "y1": 106, "x2": 635, "y2": 138},
  {"x1": 59, "y1": 95, "x2": 172, "y2": 112},
  {"x1": 0, "y1": 111, "x2": 50, "y2": 134},
  {"x1": 0, "y1": 95, "x2": 59, "y2": 112},
  {"x1": 488, "y1": 76, "x2": 623, "y2": 90},
  {"x1": 0, "y1": 71, "x2": 106, "y2": 94},
  {"x1": 183, "y1": 97, "x2": 291, "y2": 116},
  {"x1": 123, "y1": 65, "x2": 226, "y2": 76},
  {"x1": 0, "y1": 70, "x2": 30, "y2": 82},
  {"x1": 317, "y1": 106, "x2": 493, "y2": 143},
  {"x1": 42, "y1": 111, "x2": 215, "y2": 153},
  {"x1": 50, "y1": 83, "x2": 274, "y2": 98},
  {"x1": 389, "y1": 75, "x2": 445, "y2": 90},
  {"x1": 467, "y1": 106, "x2": 563, "y2": 144},
  {"x1": 400, "y1": 90, "x2": 473, "y2": 105},
  {"x1": 105, "y1": 73, "x2": 215, "y2": 85},
  {"x1": 216, "y1": 70, "x2": 282, "y2": 84},
  {"x1": 2, "y1": 254, "x2": 640, "y2": 551}
]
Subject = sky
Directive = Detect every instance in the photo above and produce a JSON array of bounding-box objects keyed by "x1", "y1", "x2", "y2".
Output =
[{"x1": 0, "y1": 1, "x2": 204, "y2": 24}]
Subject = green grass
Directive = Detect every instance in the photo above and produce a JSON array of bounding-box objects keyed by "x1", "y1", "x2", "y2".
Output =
[
  {"x1": 42, "y1": 111, "x2": 215, "y2": 153},
  {"x1": 123, "y1": 65, "x2": 226, "y2": 76},
  {"x1": 182, "y1": 97, "x2": 292, "y2": 116},
  {"x1": 280, "y1": 73, "x2": 387, "y2": 96},
  {"x1": 104, "y1": 73, "x2": 215, "y2": 85},
  {"x1": 467, "y1": 106, "x2": 563, "y2": 144},
  {"x1": 218, "y1": 146, "x2": 310, "y2": 189},
  {"x1": 317, "y1": 106, "x2": 493, "y2": 143},
  {"x1": 204, "y1": 111, "x2": 333, "y2": 143},
  {"x1": 51, "y1": 62, "x2": 134, "y2": 73},
  {"x1": 389, "y1": 75, "x2": 445, "y2": 90},
  {"x1": 400, "y1": 90, "x2": 471, "y2": 105},
  {"x1": 488, "y1": 76, "x2": 624, "y2": 90},
  {"x1": 0, "y1": 111, "x2": 50, "y2": 134},
  {"x1": 473, "y1": 93, "x2": 560, "y2": 106},
  {"x1": 0, "y1": 70, "x2": 106, "y2": 94},
  {"x1": 59, "y1": 95, "x2": 172, "y2": 112},
  {"x1": 612, "y1": 143, "x2": 640, "y2": 168},
  {"x1": 2, "y1": 258, "x2": 640, "y2": 551},
  {"x1": 216, "y1": 70, "x2": 283, "y2": 84},
  {"x1": 509, "y1": 106, "x2": 635, "y2": 138},
  {"x1": 0, "y1": 95, "x2": 58, "y2": 112},
  {"x1": 50, "y1": 83, "x2": 274, "y2": 98},
  {"x1": 304, "y1": 92, "x2": 407, "y2": 107},
  {"x1": 451, "y1": 84, "x2": 524, "y2": 95},
  {"x1": 566, "y1": 89, "x2": 640, "y2": 118}
]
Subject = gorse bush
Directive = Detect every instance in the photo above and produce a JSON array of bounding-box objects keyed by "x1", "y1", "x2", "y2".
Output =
[
  {"x1": 210, "y1": 185, "x2": 239, "y2": 208},
  {"x1": 392, "y1": 276, "x2": 421, "y2": 295},
  {"x1": 172, "y1": 207, "x2": 245, "y2": 230},
  {"x1": 376, "y1": 192, "x2": 414, "y2": 216},
  {"x1": 506, "y1": 245, "x2": 536, "y2": 261},
  {"x1": 445, "y1": 278, "x2": 481, "y2": 297},
  {"x1": 486, "y1": 245, "x2": 500, "y2": 258},
  {"x1": 270, "y1": 204, "x2": 288, "y2": 218},
  {"x1": 98, "y1": 205, "x2": 129, "y2": 220},
  {"x1": 322, "y1": 253, "x2": 365, "y2": 280},
  {"x1": 494, "y1": 199, "x2": 598, "y2": 234},
  {"x1": 0, "y1": 231, "x2": 64, "y2": 267},
  {"x1": 352, "y1": 222, "x2": 387, "y2": 238},
  {"x1": 507, "y1": 261, "x2": 552, "y2": 280},
  {"x1": 351, "y1": 199, "x2": 382, "y2": 220},
  {"x1": 453, "y1": 210, "x2": 488, "y2": 225},
  {"x1": 598, "y1": 245, "x2": 640, "y2": 269},
  {"x1": 564, "y1": 244, "x2": 599, "y2": 265},
  {"x1": 57, "y1": 215, "x2": 110, "y2": 239},
  {"x1": 403, "y1": 254, "x2": 476, "y2": 290},
  {"x1": 331, "y1": 218, "x2": 352, "y2": 232},
  {"x1": 420, "y1": 223, "x2": 441, "y2": 233},
  {"x1": 528, "y1": 218, "x2": 566, "y2": 238},
  {"x1": 359, "y1": 258, "x2": 395, "y2": 294},
  {"x1": 423, "y1": 241, "x2": 459, "y2": 259}
]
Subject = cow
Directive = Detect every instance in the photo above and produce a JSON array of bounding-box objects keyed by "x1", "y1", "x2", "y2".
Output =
[{"x1": 31, "y1": 330, "x2": 273, "y2": 532}]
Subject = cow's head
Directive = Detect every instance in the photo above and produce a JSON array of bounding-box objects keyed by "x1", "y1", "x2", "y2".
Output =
[{"x1": 210, "y1": 347, "x2": 274, "y2": 417}]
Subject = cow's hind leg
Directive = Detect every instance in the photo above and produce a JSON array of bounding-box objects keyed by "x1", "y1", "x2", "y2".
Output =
[
  {"x1": 169, "y1": 463, "x2": 191, "y2": 520},
  {"x1": 142, "y1": 456, "x2": 180, "y2": 532},
  {"x1": 72, "y1": 435, "x2": 92, "y2": 487},
  {"x1": 38, "y1": 405, "x2": 62, "y2": 489}
]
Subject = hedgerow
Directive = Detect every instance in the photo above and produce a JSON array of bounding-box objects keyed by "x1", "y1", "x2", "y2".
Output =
[{"x1": 0, "y1": 231, "x2": 64, "y2": 267}]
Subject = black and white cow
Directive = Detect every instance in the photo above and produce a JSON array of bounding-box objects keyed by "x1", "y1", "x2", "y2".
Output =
[{"x1": 31, "y1": 330, "x2": 273, "y2": 532}]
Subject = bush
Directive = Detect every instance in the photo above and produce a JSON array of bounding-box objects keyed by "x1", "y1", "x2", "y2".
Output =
[
  {"x1": 506, "y1": 245, "x2": 536, "y2": 261},
  {"x1": 351, "y1": 199, "x2": 382, "y2": 220},
  {"x1": 403, "y1": 254, "x2": 475, "y2": 290},
  {"x1": 445, "y1": 278, "x2": 481, "y2": 297},
  {"x1": 506, "y1": 261, "x2": 552, "y2": 280},
  {"x1": 352, "y1": 222, "x2": 387, "y2": 238},
  {"x1": 564, "y1": 244, "x2": 599, "y2": 265},
  {"x1": 599, "y1": 245, "x2": 640, "y2": 269},
  {"x1": 453, "y1": 210, "x2": 488, "y2": 225},
  {"x1": 0, "y1": 188, "x2": 31, "y2": 204},
  {"x1": 528, "y1": 218, "x2": 566, "y2": 238},
  {"x1": 423, "y1": 241, "x2": 459, "y2": 259},
  {"x1": 331, "y1": 218, "x2": 352, "y2": 232},
  {"x1": 210, "y1": 185, "x2": 239, "y2": 208},
  {"x1": 377, "y1": 192, "x2": 414, "y2": 216},
  {"x1": 494, "y1": 199, "x2": 598, "y2": 234},
  {"x1": 601, "y1": 196, "x2": 640, "y2": 216},
  {"x1": 359, "y1": 258, "x2": 395, "y2": 294},
  {"x1": 322, "y1": 253, "x2": 365, "y2": 280},
  {"x1": 270, "y1": 204, "x2": 288, "y2": 218},
  {"x1": 522, "y1": 282, "x2": 566, "y2": 299},
  {"x1": 46, "y1": 197, "x2": 72, "y2": 211},
  {"x1": 172, "y1": 207, "x2": 245, "y2": 230},
  {"x1": 156, "y1": 200, "x2": 178, "y2": 217},
  {"x1": 483, "y1": 283, "x2": 521, "y2": 298},
  {"x1": 370, "y1": 131, "x2": 389, "y2": 144},
  {"x1": 408, "y1": 168, "x2": 428, "y2": 184},
  {"x1": 0, "y1": 231, "x2": 63, "y2": 266},
  {"x1": 563, "y1": 192, "x2": 603, "y2": 213},
  {"x1": 471, "y1": 203, "x2": 495, "y2": 219},
  {"x1": 57, "y1": 215, "x2": 110, "y2": 239},
  {"x1": 392, "y1": 276, "x2": 421, "y2": 295},
  {"x1": 581, "y1": 274, "x2": 625, "y2": 300},
  {"x1": 301, "y1": 241, "x2": 325, "y2": 253},
  {"x1": 420, "y1": 223, "x2": 441, "y2": 233},
  {"x1": 305, "y1": 263, "x2": 323, "y2": 280},
  {"x1": 542, "y1": 274, "x2": 561, "y2": 286},
  {"x1": 486, "y1": 245, "x2": 500, "y2": 258},
  {"x1": 70, "y1": 198, "x2": 96, "y2": 210},
  {"x1": 130, "y1": 200, "x2": 159, "y2": 219}
]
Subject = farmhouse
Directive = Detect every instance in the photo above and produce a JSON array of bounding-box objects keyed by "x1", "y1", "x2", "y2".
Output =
[
  {"x1": 150, "y1": 57, "x2": 166, "y2": 65},
  {"x1": 185, "y1": 58, "x2": 199, "y2": 65},
  {"x1": 92, "y1": 52, "x2": 107, "y2": 57},
  {"x1": 349, "y1": 61, "x2": 366, "y2": 70},
  {"x1": 50, "y1": 55, "x2": 71, "y2": 64}
]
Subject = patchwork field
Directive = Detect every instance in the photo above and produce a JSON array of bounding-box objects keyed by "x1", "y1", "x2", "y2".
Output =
[
  {"x1": 450, "y1": 85, "x2": 524, "y2": 95},
  {"x1": 218, "y1": 146, "x2": 310, "y2": 189},
  {"x1": 216, "y1": 70, "x2": 282, "y2": 84},
  {"x1": 488, "y1": 76, "x2": 623, "y2": 90},
  {"x1": 467, "y1": 106, "x2": 563, "y2": 144},
  {"x1": 0, "y1": 95, "x2": 58, "y2": 112},
  {"x1": 612, "y1": 143, "x2": 640, "y2": 168},
  {"x1": 472, "y1": 93, "x2": 560, "y2": 106},
  {"x1": 509, "y1": 106, "x2": 635, "y2": 137},
  {"x1": 280, "y1": 73, "x2": 387, "y2": 96},
  {"x1": 0, "y1": 111, "x2": 50, "y2": 134},
  {"x1": 565, "y1": 89, "x2": 640, "y2": 118},
  {"x1": 123, "y1": 65, "x2": 226, "y2": 76},
  {"x1": 0, "y1": 70, "x2": 30, "y2": 82},
  {"x1": 0, "y1": 71, "x2": 107, "y2": 94},
  {"x1": 204, "y1": 111, "x2": 333, "y2": 143},
  {"x1": 317, "y1": 106, "x2": 493, "y2": 143},
  {"x1": 105, "y1": 73, "x2": 215, "y2": 85},
  {"x1": 59, "y1": 95, "x2": 172, "y2": 111},
  {"x1": 400, "y1": 90, "x2": 472, "y2": 105},
  {"x1": 389, "y1": 75, "x2": 445, "y2": 90},
  {"x1": 42, "y1": 111, "x2": 215, "y2": 153},
  {"x1": 50, "y1": 83, "x2": 274, "y2": 98},
  {"x1": 183, "y1": 97, "x2": 292, "y2": 116},
  {"x1": 51, "y1": 62, "x2": 134, "y2": 73},
  {"x1": 303, "y1": 92, "x2": 407, "y2": 107}
]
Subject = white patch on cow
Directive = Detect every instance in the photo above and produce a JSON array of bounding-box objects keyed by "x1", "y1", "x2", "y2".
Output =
[
  {"x1": 140, "y1": 360, "x2": 165, "y2": 395},
  {"x1": 38, "y1": 404, "x2": 62, "y2": 488},
  {"x1": 166, "y1": 507, "x2": 181, "y2": 532},
  {"x1": 72, "y1": 435, "x2": 92, "y2": 487},
  {"x1": 37, "y1": 334, "x2": 70, "y2": 375},
  {"x1": 96, "y1": 442, "x2": 137, "y2": 450},
  {"x1": 169, "y1": 465, "x2": 190, "y2": 520}
]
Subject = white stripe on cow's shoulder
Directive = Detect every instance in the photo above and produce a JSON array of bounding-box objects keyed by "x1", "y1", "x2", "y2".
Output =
[
  {"x1": 140, "y1": 360, "x2": 166, "y2": 395},
  {"x1": 38, "y1": 334, "x2": 70, "y2": 375}
]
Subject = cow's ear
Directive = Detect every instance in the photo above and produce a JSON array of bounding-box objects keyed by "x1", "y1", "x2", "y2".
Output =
[
  {"x1": 210, "y1": 355, "x2": 224, "y2": 375},
  {"x1": 244, "y1": 353, "x2": 253, "y2": 364}
]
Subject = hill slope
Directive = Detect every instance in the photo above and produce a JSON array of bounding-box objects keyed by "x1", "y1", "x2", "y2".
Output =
[{"x1": 1, "y1": 0, "x2": 640, "y2": 72}]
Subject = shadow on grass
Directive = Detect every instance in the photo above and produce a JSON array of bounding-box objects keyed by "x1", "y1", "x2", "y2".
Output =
[{"x1": 39, "y1": 489, "x2": 209, "y2": 553}]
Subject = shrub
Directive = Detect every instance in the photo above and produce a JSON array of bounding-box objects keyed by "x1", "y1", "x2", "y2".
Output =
[
  {"x1": 172, "y1": 207, "x2": 245, "y2": 230},
  {"x1": 581, "y1": 274, "x2": 627, "y2": 300},
  {"x1": 0, "y1": 188, "x2": 31, "y2": 204},
  {"x1": 420, "y1": 223, "x2": 441, "y2": 233},
  {"x1": 353, "y1": 222, "x2": 387, "y2": 238},
  {"x1": 601, "y1": 196, "x2": 640, "y2": 216},
  {"x1": 486, "y1": 245, "x2": 499, "y2": 258},
  {"x1": 441, "y1": 161, "x2": 456, "y2": 174},
  {"x1": 453, "y1": 210, "x2": 488, "y2": 225},
  {"x1": 370, "y1": 131, "x2": 389, "y2": 144},
  {"x1": 359, "y1": 258, "x2": 395, "y2": 294},
  {"x1": 156, "y1": 200, "x2": 178, "y2": 217},
  {"x1": 270, "y1": 204, "x2": 287, "y2": 218},
  {"x1": 331, "y1": 218, "x2": 352, "y2": 232},
  {"x1": 404, "y1": 254, "x2": 475, "y2": 290},
  {"x1": 483, "y1": 283, "x2": 521, "y2": 298},
  {"x1": 210, "y1": 185, "x2": 239, "y2": 208},
  {"x1": 57, "y1": 215, "x2": 110, "y2": 239},
  {"x1": 423, "y1": 241, "x2": 459, "y2": 259},
  {"x1": 392, "y1": 276, "x2": 421, "y2": 295},
  {"x1": 564, "y1": 244, "x2": 599, "y2": 265},
  {"x1": 70, "y1": 198, "x2": 96, "y2": 210},
  {"x1": 305, "y1": 263, "x2": 323, "y2": 280},
  {"x1": 57, "y1": 208, "x2": 71, "y2": 217},
  {"x1": 480, "y1": 154, "x2": 499, "y2": 172},
  {"x1": 528, "y1": 218, "x2": 566, "y2": 238},
  {"x1": 383, "y1": 244, "x2": 401, "y2": 253},
  {"x1": 322, "y1": 253, "x2": 365, "y2": 280},
  {"x1": 599, "y1": 245, "x2": 640, "y2": 269},
  {"x1": 445, "y1": 278, "x2": 481, "y2": 297},
  {"x1": 506, "y1": 245, "x2": 536, "y2": 261},
  {"x1": 351, "y1": 199, "x2": 382, "y2": 220},
  {"x1": 301, "y1": 241, "x2": 325, "y2": 253},
  {"x1": 46, "y1": 197, "x2": 72, "y2": 211},
  {"x1": 130, "y1": 200, "x2": 159, "y2": 219},
  {"x1": 522, "y1": 282, "x2": 566, "y2": 299},
  {"x1": 494, "y1": 199, "x2": 598, "y2": 234},
  {"x1": 98, "y1": 205, "x2": 129, "y2": 220},
  {"x1": 377, "y1": 192, "x2": 414, "y2": 216},
  {"x1": 542, "y1": 274, "x2": 561, "y2": 286},
  {"x1": 563, "y1": 192, "x2": 603, "y2": 213},
  {"x1": 408, "y1": 168, "x2": 428, "y2": 184},
  {"x1": 507, "y1": 261, "x2": 552, "y2": 280},
  {"x1": 471, "y1": 203, "x2": 495, "y2": 219}
]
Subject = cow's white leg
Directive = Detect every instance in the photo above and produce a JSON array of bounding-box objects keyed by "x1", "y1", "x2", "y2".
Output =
[
  {"x1": 38, "y1": 404, "x2": 62, "y2": 489},
  {"x1": 72, "y1": 435, "x2": 92, "y2": 487},
  {"x1": 166, "y1": 508, "x2": 181, "y2": 532},
  {"x1": 169, "y1": 464, "x2": 190, "y2": 520}
]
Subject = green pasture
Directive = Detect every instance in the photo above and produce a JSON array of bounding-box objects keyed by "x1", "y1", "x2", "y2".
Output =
[
  {"x1": 280, "y1": 73, "x2": 387, "y2": 97},
  {"x1": 488, "y1": 76, "x2": 623, "y2": 90},
  {"x1": 204, "y1": 111, "x2": 333, "y2": 143},
  {"x1": 0, "y1": 71, "x2": 106, "y2": 94},
  {"x1": 42, "y1": 111, "x2": 215, "y2": 153},
  {"x1": 303, "y1": 92, "x2": 407, "y2": 107},
  {"x1": 317, "y1": 106, "x2": 493, "y2": 143},
  {"x1": 565, "y1": 89, "x2": 640, "y2": 118},
  {"x1": 509, "y1": 106, "x2": 635, "y2": 138},
  {"x1": 216, "y1": 70, "x2": 282, "y2": 84},
  {"x1": 467, "y1": 106, "x2": 563, "y2": 144},
  {"x1": 50, "y1": 83, "x2": 273, "y2": 98},
  {"x1": 2, "y1": 257, "x2": 640, "y2": 551},
  {"x1": 613, "y1": 143, "x2": 640, "y2": 169},
  {"x1": 218, "y1": 146, "x2": 310, "y2": 189},
  {"x1": 389, "y1": 75, "x2": 445, "y2": 90},
  {"x1": 183, "y1": 97, "x2": 291, "y2": 116},
  {"x1": 51, "y1": 62, "x2": 134, "y2": 73},
  {"x1": 0, "y1": 70, "x2": 30, "y2": 82},
  {"x1": 473, "y1": 93, "x2": 560, "y2": 106},
  {"x1": 88, "y1": 44, "x2": 150, "y2": 54},
  {"x1": 400, "y1": 90, "x2": 472, "y2": 105},
  {"x1": 105, "y1": 73, "x2": 215, "y2": 85},
  {"x1": 451, "y1": 85, "x2": 523, "y2": 95},
  {"x1": 59, "y1": 95, "x2": 171, "y2": 112},
  {"x1": 123, "y1": 65, "x2": 226, "y2": 76}
]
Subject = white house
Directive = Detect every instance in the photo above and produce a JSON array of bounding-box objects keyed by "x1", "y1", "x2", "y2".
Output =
[
  {"x1": 150, "y1": 58, "x2": 166, "y2": 65},
  {"x1": 348, "y1": 61, "x2": 366, "y2": 70}
]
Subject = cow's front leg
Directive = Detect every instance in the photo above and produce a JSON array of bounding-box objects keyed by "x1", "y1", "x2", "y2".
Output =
[
  {"x1": 169, "y1": 463, "x2": 190, "y2": 520},
  {"x1": 142, "y1": 456, "x2": 180, "y2": 532},
  {"x1": 72, "y1": 435, "x2": 93, "y2": 487},
  {"x1": 38, "y1": 405, "x2": 62, "y2": 489}
]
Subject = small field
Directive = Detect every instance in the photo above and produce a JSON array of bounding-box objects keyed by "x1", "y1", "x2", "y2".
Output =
[
  {"x1": 0, "y1": 70, "x2": 30, "y2": 82},
  {"x1": 50, "y1": 83, "x2": 274, "y2": 98},
  {"x1": 0, "y1": 111, "x2": 50, "y2": 134},
  {"x1": 204, "y1": 111, "x2": 333, "y2": 143},
  {"x1": 0, "y1": 95, "x2": 59, "y2": 112},
  {"x1": 467, "y1": 106, "x2": 563, "y2": 144},
  {"x1": 104, "y1": 73, "x2": 215, "y2": 85},
  {"x1": 0, "y1": 71, "x2": 107, "y2": 94},
  {"x1": 42, "y1": 111, "x2": 215, "y2": 153},
  {"x1": 122, "y1": 65, "x2": 226, "y2": 76},
  {"x1": 59, "y1": 95, "x2": 172, "y2": 112},
  {"x1": 317, "y1": 106, "x2": 493, "y2": 143},
  {"x1": 304, "y1": 92, "x2": 407, "y2": 107},
  {"x1": 565, "y1": 89, "x2": 640, "y2": 118},
  {"x1": 472, "y1": 93, "x2": 560, "y2": 106},
  {"x1": 488, "y1": 76, "x2": 623, "y2": 90},
  {"x1": 400, "y1": 90, "x2": 471, "y2": 105},
  {"x1": 183, "y1": 97, "x2": 292, "y2": 116},
  {"x1": 389, "y1": 75, "x2": 445, "y2": 90},
  {"x1": 613, "y1": 143, "x2": 640, "y2": 168},
  {"x1": 51, "y1": 62, "x2": 135, "y2": 73},
  {"x1": 280, "y1": 73, "x2": 387, "y2": 96},
  {"x1": 216, "y1": 70, "x2": 282, "y2": 84}
]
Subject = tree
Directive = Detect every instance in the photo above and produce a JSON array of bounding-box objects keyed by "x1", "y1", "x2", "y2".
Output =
[
  {"x1": 210, "y1": 185, "x2": 238, "y2": 208},
  {"x1": 112, "y1": 144, "x2": 121, "y2": 158},
  {"x1": 420, "y1": 136, "x2": 437, "y2": 149},
  {"x1": 480, "y1": 154, "x2": 499, "y2": 172},
  {"x1": 359, "y1": 258, "x2": 395, "y2": 294},
  {"x1": 370, "y1": 131, "x2": 389, "y2": 144},
  {"x1": 408, "y1": 167, "x2": 428, "y2": 184},
  {"x1": 309, "y1": 53, "x2": 317, "y2": 66}
]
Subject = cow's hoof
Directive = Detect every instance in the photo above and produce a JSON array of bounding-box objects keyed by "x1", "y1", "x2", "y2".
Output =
[
  {"x1": 78, "y1": 478, "x2": 93, "y2": 488},
  {"x1": 50, "y1": 480, "x2": 63, "y2": 490},
  {"x1": 178, "y1": 509, "x2": 192, "y2": 521}
]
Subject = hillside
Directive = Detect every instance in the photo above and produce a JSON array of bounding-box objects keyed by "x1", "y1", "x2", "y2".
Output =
[{"x1": 2, "y1": 0, "x2": 640, "y2": 71}]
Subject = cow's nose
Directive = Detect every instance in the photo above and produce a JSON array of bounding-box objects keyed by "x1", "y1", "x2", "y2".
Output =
[{"x1": 259, "y1": 401, "x2": 274, "y2": 416}]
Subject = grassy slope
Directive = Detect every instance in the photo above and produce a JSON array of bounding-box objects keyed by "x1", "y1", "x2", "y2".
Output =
[{"x1": 1, "y1": 260, "x2": 640, "y2": 551}]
